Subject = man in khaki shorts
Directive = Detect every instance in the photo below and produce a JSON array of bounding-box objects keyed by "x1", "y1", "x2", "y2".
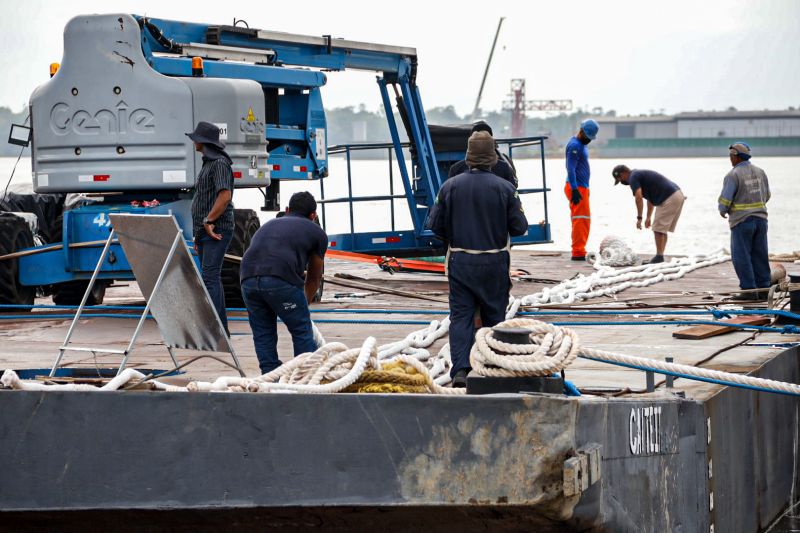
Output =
[{"x1": 612, "y1": 165, "x2": 685, "y2": 264}]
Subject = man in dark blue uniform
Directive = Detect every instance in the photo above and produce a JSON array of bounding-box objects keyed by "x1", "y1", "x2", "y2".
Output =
[
  {"x1": 426, "y1": 131, "x2": 529, "y2": 387},
  {"x1": 447, "y1": 121, "x2": 517, "y2": 188},
  {"x1": 240, "y1": 192, "x2": 327, "y2": 374}
]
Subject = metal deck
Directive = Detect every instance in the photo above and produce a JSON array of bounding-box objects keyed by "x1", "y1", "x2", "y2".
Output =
[{"x1": 1, "y1": 251, "x2": 798, "y2": 531}]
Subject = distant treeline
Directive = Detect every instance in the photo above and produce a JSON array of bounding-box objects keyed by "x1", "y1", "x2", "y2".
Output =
[{"x1": 0, "y1": 104, "x2": 612, "y2": 157}]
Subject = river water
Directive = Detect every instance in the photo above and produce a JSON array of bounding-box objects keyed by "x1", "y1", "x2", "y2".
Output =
[{"x1": 2, "y1": 155, "x2": 798, "y2": 257}]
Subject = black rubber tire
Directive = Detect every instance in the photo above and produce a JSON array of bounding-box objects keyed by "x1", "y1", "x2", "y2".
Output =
[
  {"x1": 0, "y1": 213, "x2": 36, "y2": 308},
  {"x1": 222, "y1": 209, "x2": 261, "y2": 309},
  {"x1": 52, "y1": 280, "x2": 107, "y2": 306}
]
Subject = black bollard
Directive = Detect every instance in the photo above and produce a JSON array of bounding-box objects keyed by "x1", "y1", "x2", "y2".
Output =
[
  {"x1": 466, "y1": 326, "x2": 565, "y2": 395},
  {"x1": 777, "y1": 272, "x2": 800, "y2": 325},
  {"x1": 791, "y1": 272, "x2": 800, "y2": 317}
]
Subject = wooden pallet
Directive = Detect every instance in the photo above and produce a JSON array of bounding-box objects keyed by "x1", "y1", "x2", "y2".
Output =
[{"x1": 672, "y1": 317, "x2": 771, "y2": 340}]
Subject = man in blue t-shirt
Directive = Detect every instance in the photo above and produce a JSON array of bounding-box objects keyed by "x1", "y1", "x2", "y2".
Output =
[
  {"x1": 612, "y1": 165, "x2": 686, "y2": 264},
  {"x1": 240, "y1": 192, "x2": 328, "y2": 374}
]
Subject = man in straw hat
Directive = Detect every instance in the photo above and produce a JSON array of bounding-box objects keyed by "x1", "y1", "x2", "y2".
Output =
[{"x1": 186, "y1": 121, "x2": 235, "y2": 331}]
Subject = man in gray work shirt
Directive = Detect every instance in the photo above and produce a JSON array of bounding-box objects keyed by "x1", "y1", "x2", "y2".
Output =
[
  {"x1": 718, "y1": 142, "x2": 771, "y2": 300},
  {"x1": 187, "y1": 121, "x2": 235, "y2": 330}
]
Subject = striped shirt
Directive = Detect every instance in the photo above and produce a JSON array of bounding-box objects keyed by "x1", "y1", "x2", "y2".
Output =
[{"x1": 191, "y1": 156, "x2": 235, "y2": 238}]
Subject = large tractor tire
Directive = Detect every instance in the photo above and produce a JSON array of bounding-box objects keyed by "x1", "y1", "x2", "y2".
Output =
[
  {"x1": 0, "y1": 213, "x2": 36, "y2": 308},
  {"x1": 222, "y1": 209, "x2": 260, "y2": 309},
  {"x1": 52, "y1": 280, "x2": 107, "y2": 306}
]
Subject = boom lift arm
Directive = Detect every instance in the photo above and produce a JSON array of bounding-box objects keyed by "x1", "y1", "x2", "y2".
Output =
[{"x1": 136, "y1": 16, "x2": 443, "y2": 236}]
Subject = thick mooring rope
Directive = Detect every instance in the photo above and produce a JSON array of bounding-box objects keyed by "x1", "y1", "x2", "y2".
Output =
[
  {"x1": 586, "y1": 235, "x2": 640, "y2": 267},
  {"x1": 4, "y1": 316, "x2": 800, "y2": 396},
  {"x1": 470, "y1": 318, "x2": 800, "y2": 397},
  {"x1": 6, "y1": 246, "x2": 797, "y2": 396}
]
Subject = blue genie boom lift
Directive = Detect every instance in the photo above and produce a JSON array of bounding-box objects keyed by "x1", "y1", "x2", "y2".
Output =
[{"x1": 0, "y1": 13, "x2": 551, "y2": 308}]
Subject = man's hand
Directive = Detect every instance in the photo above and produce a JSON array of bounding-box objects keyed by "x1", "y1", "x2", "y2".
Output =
[
  {"x1": 636, "y1": 219, "x2": 642, "y2": 230},
  {"x1": 644, "y1": 218, "x2": 652, "y2": 229},
  {"x1": 204, "y1": 222, "x2": 222, "y2": 240},
  {"x1": 570, "y1": 188, "x2": 582, "y2": 205},
  {"x1": 720, "y1": 212, "x2": 728, "y2": 219}
]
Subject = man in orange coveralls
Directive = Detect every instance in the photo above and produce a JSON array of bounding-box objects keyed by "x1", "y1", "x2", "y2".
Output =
[{"x1": 563, "y1": 119, "x2": 599, "y2": 260}]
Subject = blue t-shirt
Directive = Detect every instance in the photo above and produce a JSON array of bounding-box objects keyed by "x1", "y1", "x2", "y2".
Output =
[
  {"x1": 565, "y1": 136, "x2": 590, "y2": 189},
  {"x1": 628, "y1": 169, "x2": 680, "y2": 206},
  {"x1": 240, "y1": 213, "x2": 328, "y2": 288}
]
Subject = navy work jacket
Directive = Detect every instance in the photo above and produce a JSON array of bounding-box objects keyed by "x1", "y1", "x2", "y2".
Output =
[{"x1": 425, "y1": 169, "x2": 528, "y2": 251}]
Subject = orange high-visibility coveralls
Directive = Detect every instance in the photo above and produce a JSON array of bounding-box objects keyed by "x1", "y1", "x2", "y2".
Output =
[{"x1": 564, "y1": 183, "x2": 590, "y2": 258}]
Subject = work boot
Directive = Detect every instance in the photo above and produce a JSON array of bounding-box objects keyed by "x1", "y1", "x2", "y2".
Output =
[
  {"x1": 571, "y1": 256, "x2": 586, "y2": 261},
  {"x1": 452, "y1": 369, "x2": 469, "y2": 388},
  {"x1": 731, "y1": 291, "x2": 758, "y2": 301},
  {"x1": 644, "y1": 255, "x2": 665, "y2": 264}
]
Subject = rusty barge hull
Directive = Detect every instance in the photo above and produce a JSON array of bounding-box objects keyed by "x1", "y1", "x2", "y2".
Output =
[{"x1": 0, "y1": 346, "x2": 797, "y2": 532}]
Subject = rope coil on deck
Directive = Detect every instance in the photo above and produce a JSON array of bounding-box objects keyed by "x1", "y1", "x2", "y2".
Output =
[
  {"x1": 4, "y1": 246, "x2": 800, "y2": 396},
  {"x1": 470, "y1": 318, "x2": 580, "y2": 377}
]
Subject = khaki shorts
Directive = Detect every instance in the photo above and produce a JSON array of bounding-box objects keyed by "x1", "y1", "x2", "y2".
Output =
[{"x1": 652, "y1": 190, "x2": 685, "y2": 234}]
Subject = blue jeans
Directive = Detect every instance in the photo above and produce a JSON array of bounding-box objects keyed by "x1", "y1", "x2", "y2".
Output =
[
  {"x1": 730, "y1": 217, "x2": 770, "y2": 290},
  {"x1": 196, "y1": 229, "x2": 233, "y2": 331},
  {"x1": 241, "y1": 275, "x2": 317, "y2": 374}
]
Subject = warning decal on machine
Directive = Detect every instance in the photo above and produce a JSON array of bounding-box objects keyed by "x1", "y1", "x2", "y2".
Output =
[
  {"x1": 162, "y1": 170, "x2": 186, "y2": 183},
  {"x1": 246, "y1": 107, "x2": 255, "y2": 122}
]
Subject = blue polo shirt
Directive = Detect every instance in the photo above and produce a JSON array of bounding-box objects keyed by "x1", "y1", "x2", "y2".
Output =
[
  {"x1": 240, "y1": 213, "x2": 328, "y2": 288},
  {"x1": 565, "y1": 136, "x2": 590, "y2": 189},
  {"x1": 628, "y1": 169, "x2": 680, "y2": 206}
]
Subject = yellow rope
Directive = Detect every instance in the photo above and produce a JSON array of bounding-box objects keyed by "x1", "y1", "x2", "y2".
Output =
[{"x1": 341, "y1": 361, "x2": 431, "y2": 393}]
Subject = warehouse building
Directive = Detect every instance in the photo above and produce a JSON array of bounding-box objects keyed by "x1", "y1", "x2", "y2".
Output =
[{"x1": 593, "y1": 109, "x2": 800, "y2": 157}]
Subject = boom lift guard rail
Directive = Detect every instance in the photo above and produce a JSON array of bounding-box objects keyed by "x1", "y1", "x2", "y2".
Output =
[{"x1": 137, "y1": 16, "x2": 551, "y2": 255}]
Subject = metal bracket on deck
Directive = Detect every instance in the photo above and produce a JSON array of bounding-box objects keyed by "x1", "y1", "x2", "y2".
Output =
[{"x1": 563, "y1": 443, "x2": 602, "y2": 497}]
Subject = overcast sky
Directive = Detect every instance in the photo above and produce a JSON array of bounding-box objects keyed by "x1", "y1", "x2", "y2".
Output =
[{"x1": 1, "y1": 0, "x2": 798, "y2": 116}]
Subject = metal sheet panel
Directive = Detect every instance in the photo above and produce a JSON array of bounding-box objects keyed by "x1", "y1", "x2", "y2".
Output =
[{"x1": 109, "y1": 213, "x2": 231, "y2": 353}]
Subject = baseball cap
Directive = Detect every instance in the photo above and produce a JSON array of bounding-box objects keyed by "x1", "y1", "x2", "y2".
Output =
[
  {"x1": 611, "y1": 164, "x2": 629, "y2": 185},
  {"x1": 729, "y1": 142, "x2": 751, "y2": 160}
]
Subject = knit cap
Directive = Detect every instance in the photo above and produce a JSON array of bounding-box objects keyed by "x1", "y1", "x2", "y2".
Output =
[{"x1": 465, "y1": 131, "x2": 498, "y2": 170}]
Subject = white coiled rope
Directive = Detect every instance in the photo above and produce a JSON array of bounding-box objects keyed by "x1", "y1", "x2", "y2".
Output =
[
  {"x1": 470, "y1": 318, "x2": 580, "y2": 377},
  {"x1": 471, "y1": 318, "x2": 800, "y2": 396},
  {"x1": 586, "y1": 235, "x2": 640, "y2": 267},
  {"x1": 5, "y1": 315, "x2": 800, "y2": 396},
  {"x1": 521, "y1": 248, "x2": 730, "y2": 306},
  {"x1": 2, "y1": 247, "x2": 752, "y2": 395}
]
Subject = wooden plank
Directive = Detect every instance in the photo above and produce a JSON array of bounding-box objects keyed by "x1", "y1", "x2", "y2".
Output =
[{"x1": 672, "y1": 317, "x2": 771, "y2": 340}]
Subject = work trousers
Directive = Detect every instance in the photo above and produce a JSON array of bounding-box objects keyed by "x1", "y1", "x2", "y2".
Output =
[
  {"x1": 196, "y1": 229, "x2": 233, "y2": 331},
  {"x1": 730, "y1": 216, "x2": 770, "y2": 290},
  {"x1": 241, "y1": 275, "x2": 317, "y2": 374},
  {"x1": 447, "y1": 252, "x2": 511, "y2": 377},
  {"x1": 564, "y1": 183, "x2": 591, "y2": 257}
]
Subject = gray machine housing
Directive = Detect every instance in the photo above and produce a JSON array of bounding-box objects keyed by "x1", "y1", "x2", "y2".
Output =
[{"x1": 29, "y1": 14, "x2": 270, "y2": 193}]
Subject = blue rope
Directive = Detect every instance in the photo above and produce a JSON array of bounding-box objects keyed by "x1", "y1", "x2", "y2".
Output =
[
  {"x1": 1, "y1": 310, "x2": 799, "y2": 332},
  {"x1": 578, "y1": 354, "x2": 800, "y2": 398},
  {"x1": 563, "y1": 379, "x2": 582, "y2": 396},
  {"x1": 3, "y1": 304, "x2": 799, "y2": 321}
]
